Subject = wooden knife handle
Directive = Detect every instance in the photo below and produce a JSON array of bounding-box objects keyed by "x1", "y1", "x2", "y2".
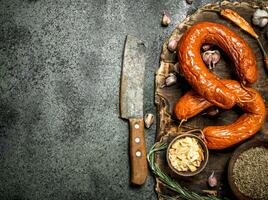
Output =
[{"x1": 129, "y1": 118, "x2": 148, "y2": 185}]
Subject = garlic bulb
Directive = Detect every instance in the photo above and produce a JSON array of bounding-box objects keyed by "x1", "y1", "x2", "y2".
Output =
[
  {"x1": 144, "y1": 113, "x2": 154, "y2": 129},
  {"x1": 162, "y1": 12, "x2": 171, "y2": 26},
  {"x1": 202, "y1": 50, "x2": 220, "y2": 70},
  {"x1": 252, "y1": 9, "x2": 268, "y2": 28}
]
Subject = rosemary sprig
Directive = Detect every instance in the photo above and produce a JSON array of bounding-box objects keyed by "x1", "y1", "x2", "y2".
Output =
[{"x1": 147, "y1": 143, "x2": 222, "y2": 200}]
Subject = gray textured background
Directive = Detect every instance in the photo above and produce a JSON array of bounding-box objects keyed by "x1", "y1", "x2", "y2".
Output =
[{"x1": 0, "y1": 0, "x2": 216, "y2": 199}]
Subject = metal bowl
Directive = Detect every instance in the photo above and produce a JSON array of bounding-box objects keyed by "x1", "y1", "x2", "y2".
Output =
[
  {"x1": 228, "y1": 138, "x2": 268, "y2": 200},
  {"x1": 166, "y1": 133, "x2": 209, "y2": 177}
]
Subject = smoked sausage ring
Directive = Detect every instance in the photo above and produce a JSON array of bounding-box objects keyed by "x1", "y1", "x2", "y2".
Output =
[
  {"x1": 175, "y1": 22, "x2": 265, "y2": 149},
  {"x1": 178, "y1": 22, "x2": 257, "y2": 109}
]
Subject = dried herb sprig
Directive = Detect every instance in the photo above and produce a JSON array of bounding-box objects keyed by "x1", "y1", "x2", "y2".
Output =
[{"x1": 147, "y1": 143, "x2": 223, "y2": 200}]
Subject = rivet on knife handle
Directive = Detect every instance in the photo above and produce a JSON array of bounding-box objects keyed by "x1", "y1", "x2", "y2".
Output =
[{"x1": 129, "y1": 118, "x2": 147, "y2": 185}]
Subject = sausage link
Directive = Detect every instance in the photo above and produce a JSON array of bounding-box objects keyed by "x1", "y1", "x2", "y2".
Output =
[{"x1": 174, "y1": 90, "x2": 211, "y2": 120}]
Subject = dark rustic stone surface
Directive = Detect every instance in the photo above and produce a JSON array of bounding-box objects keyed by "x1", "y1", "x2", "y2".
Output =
[
  {"x1": 0, "y1": 0, "x2": 221, "y2": 199},
  {"x1": 6, "y1": 0, "x2": 264, "y2": 199}
]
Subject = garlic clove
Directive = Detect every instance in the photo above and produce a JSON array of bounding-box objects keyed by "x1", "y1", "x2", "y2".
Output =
[
  {"x1": 202, "y1": 51, "x2": 212, "y2": 69},
  {"x1": 211, "y1": 50, "x2": 221, "y2": 68},
  {"x1": 144, "y1": 113, "x2": 154, "y2": 129},
  {"x1": 160, "y1": 73, "x2": 177, "y2": 88},
  {"x1": 208, "y1": 171, "x2": 217, "y2": 188},
  {"x1": 168, "y1": 39, "x2": 178, "y2": 52},
  {"x1": 165, "y1": 73, "x2": 177, "y2": 86},
  {"x1": 162, "y1": 12, "x2": 171, "y2": 26},
  {"x1": 173, "y1": 62, "x2": 180, "y2": 74},
  {"x1": 208, "y1": 56, "x2": 213, "y2": 70}
]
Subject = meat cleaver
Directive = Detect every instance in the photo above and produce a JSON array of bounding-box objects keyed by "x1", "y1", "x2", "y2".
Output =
[{"x1": 120, "y1": 35, "x2": 147, "y2": 185}]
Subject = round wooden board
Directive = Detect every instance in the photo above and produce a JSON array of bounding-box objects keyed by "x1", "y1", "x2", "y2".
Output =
[{"x1": 154, "y1": 1, "x2": 268, "y2": 199}]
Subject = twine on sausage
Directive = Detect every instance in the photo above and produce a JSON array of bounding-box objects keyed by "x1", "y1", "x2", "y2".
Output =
[
  {"x1": 178, "y1": 119, "x2": 187, "y2": 129},
  {"x1": 183, "y1": 128, "x2": 206, "y2": 141},
  {"x1": 237, "y1": 82, "x2": 257, "y2": 103}
]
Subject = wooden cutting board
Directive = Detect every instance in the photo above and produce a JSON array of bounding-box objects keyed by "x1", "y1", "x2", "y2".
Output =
[{"x1": 154, "y1": 1, "x2": 268, "y2": 199}]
